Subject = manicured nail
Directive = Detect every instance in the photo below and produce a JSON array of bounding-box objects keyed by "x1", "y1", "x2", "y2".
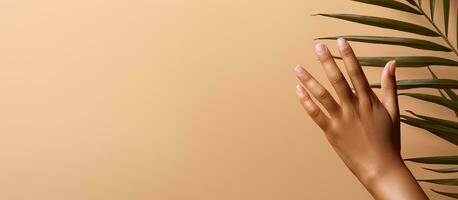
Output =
[
  {"x1": 386, "y1": 60, "x2": 396, "y2": 76},
  {"x1": 314, "y1": 43, "x2": 327, "y2": 55},
  {"x1": 389, "y1": 60, "x2": 397, "y2": 76},
  {"x1": 384, "y1": 61, "x2": 390, "y2": 73},
  {"x1": 296, "y1": 84, "x2": 305, "y2": 98},
  {"x1": 337, "y1": 38, "x2": 348, "y2": 49},
  {"x1": 295, "y1": 65, "x2": 306, "y2": 75}
]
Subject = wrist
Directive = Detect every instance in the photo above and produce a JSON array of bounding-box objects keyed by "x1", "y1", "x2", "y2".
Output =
[
  {"x1": 357, "y1": 156, "x2": 429, "y2": 200},
  {"x1": 358, "y1": 154, "x2": 405, "y2": 190}
]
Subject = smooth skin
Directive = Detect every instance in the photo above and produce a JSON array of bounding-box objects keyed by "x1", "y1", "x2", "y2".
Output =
[{"x1": 295, "y1": 38, "x2": 429, "y2": 200}]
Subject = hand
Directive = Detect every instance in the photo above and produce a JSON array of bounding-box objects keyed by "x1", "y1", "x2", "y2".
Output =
[{"x1": 294, "y1": 38, "x2": 428, "y2": 200}]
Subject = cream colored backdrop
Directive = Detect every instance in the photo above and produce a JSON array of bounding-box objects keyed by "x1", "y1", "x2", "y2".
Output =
[{"x1": 0, "y1": 0, "x2": 456, "y2": 199}]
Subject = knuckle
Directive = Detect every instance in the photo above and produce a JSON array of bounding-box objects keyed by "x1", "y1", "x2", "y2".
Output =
[
  {"x1": 347, "y1": 68, "x2": 362, "y2": 78},
  {"x1": 357, "y1": 97, "x2": 373, "y2": 110},
  {"x1": 300, "y1": 72, "x2": 313, "y2": 82},
  {"x1": 326, "y1": 132, "x2": 341, "y2": 147},
  {"x1": 329, "y1": 76, "x2": 345, "y2": 86},
  {"x1": 316, "y1": 89, "x2": 331, "y2": 101},
  {"x1": 308, "y1": 106, "x2": 321, "y2": 118}
]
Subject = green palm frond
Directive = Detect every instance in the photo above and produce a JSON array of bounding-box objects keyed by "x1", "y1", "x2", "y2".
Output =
[
  {"x1": 443, "y1": 0, "x2": 450, "y2": 36},
  {"x1": 399, "y1": 93, "x2": 458, "y2": 111},
  {"x1": 313, "y1": 14, "x2": 440, "y2": 36},
  {"x1": 400, "y1": 115, "x2": 458, "y2": 145},
  {"x1": 370, "y1": 79, "x2": 458, "y2": 90},
  {"x1": 431, "y1": 189, "x2": 458, "y2": 199},
  {"x1": 317, "y1": 36, "x2": 451, "y2": 51},
  {"x1": 418, "y1": 178, "x2": 458, "y2": 186},
  {"x1": 427, "y1": 68, "x2": 458, "y2": 116},
  {"x1": 427, "y1": 67, "x2": 448, "y2": 98},
  {"x1": 405, "y1": 110, "x2": 458, "y2": 129},
  {"x1": 333, "y1": 56, "x2": 458, "y2": 67},
  {"x1": 406, "y1": 0, "x2": 417, "y2": 6},
  {"x1": 350, "y1": 0, "x2": 422, "y2": 15},
  {"x1": 429, "y1": 0, "x2": 435, "y2": 20},
  {"x1": 423, "y1": 167, "x2": 458, "y2": 173},
  {"x1": 405, "y1": 155, "x2": 458, "y2": 164}
]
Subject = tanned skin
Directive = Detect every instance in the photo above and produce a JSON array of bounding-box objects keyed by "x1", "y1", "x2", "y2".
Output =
[{"x1": 294, "y1": 38, "x2": 429, "y2": 200}]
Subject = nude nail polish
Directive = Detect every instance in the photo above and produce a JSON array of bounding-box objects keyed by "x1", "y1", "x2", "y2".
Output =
[
  {"x1": 389, "y1": 60, "x2": 396, "y2": 76},
  {"x1": 337, "y1": 38, "x2": 348, "y2": 49},
  {"x1": 295, "y1": 65, "x2": 306, "y2": 75},
  {"x1": 384, "y1": 60, "x2": 396, "y2": 76},
  {"x1": 315, "y1": 43, "x2": 326, "y2": 55}
]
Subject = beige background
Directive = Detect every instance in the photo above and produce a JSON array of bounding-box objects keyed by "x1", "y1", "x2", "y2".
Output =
[{"x1": 0, "y1": 0, "x2": 457, "y2": 199}]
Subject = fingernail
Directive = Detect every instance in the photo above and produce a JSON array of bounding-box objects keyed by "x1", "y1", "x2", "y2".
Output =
[
  {"x1": 314, "y1": 43, "x2": 327, "y2": 55},
  {"x1": 295, "y1": 65, "x2": 306, "y2": 75},
  {"x1": 384, "y1": 60, "x2": 390, "y2": 73},
  {"x1": 296, "y1": 84, "x2": 305, "y2": 98},
  {"x1": 337, "y1": 38, "x2": 348, "y2": 49},
  {"x1": 387, "y1": 60, "x2": 396, "y2": 76}
]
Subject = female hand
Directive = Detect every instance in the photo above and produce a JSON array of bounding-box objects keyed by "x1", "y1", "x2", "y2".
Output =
[{"x1": 294, "y1": 38, "x2": 429, "y2": 200}]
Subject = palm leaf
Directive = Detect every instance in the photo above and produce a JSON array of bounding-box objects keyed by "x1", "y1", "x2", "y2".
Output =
[
  {"x1": 427, "y1": 67, "x2": 458, "y2": 100},
  {"x1": 351, "y1": 0, "x2": 422, "y2": 15},
  {"x1": 370, "y1": 79, "x2": 458, "y2": 90},
  {"x1": 399, "y1": 93, "x2": 458, "y2": 111},
  {"x1": 405, "y1": 110, "x2": 458, "y2": 129},
  {"x1": 313, "y1": 14, "x2": 440, "y2": 36},
  {"x1": 446, "y1": 89, "x2": 458, "y2": 101},
  {"x1": 404, "y1": 155, "x2": 458, "y2": 164},
  {"x1": 333, "y1": 56, "x2": 458, "y2": 67},
  {"x1": 427, "y1": 68, "x2": 458, "y2": 117},
  {"x1": 400, "y1": 115, "x2": 458, "y2": 145},
  {"x1": 443, "y1": 87, "x2": 458, "y2": 118},
  {"x1": 429, "y1": 0, "x2": 435, "y2": 20},
  {"x1": 431, "y1": 189, "x2": 458, "y2": 199},
  {"x1": 317, "y1": 35, "x2": 450, "y2": 51},
  {"x1": 418, "y1": 178, "x2": 458, "y2": 185},
  {"x1": 427, "y1": 67, "x2": 447, "y2": 98},
  {"x1": 444, "y1": 0, "x2": 450, "y2": 36},
  {"x1": 423, "y1": 167, "x2": 458, "y2": 173},
  {"x1": 406, "y1": 0, "x2": 417, "y2": 6}
]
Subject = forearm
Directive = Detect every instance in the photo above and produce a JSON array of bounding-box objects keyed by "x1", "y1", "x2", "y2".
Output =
[{"x1": 361, "y1": 159, "x2": 429, "y2": 200}]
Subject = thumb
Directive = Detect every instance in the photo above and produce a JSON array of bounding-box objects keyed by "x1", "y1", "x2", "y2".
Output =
[{"x1": 380, "y1": 60, "x2": 399, "y2": 125}]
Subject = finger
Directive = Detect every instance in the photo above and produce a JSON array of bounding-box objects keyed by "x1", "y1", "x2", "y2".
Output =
[
  {"x1": 295, "y1": 65, "x2": 340, "y2": 115},
  {"x1": 296, "y1": 84, "x2": 330, "y2": 130},
  {"x1": 314, "y1": 43, "x2": 353, "y2": 105},
  {"x1": 336, "y1": 38, "x2": 372, "y2": 102},
  {"x1": 380, "y1": 60, "x2": 399, "y2": 125}
]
